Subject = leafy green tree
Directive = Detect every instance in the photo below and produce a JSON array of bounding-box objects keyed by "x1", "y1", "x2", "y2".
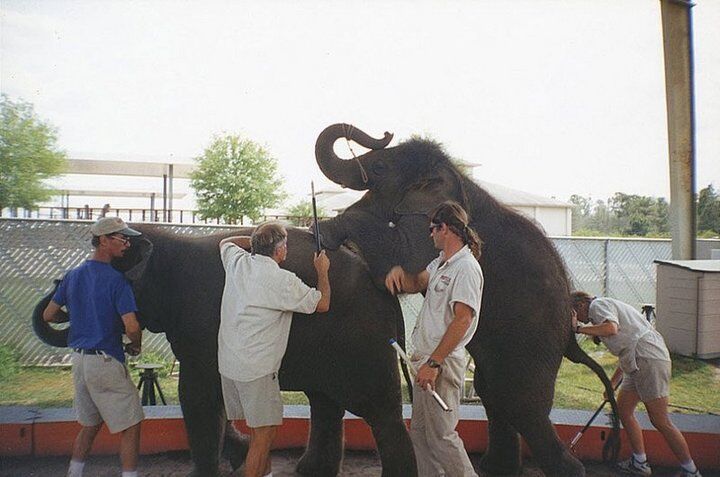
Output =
[
  {"x1": 697, "y1": 184, "x2": 720, "y2": 235},
  {"x1": 569, "y1": 194, "x2": 591, "y2": 232},
  {"x1": 287, "y1": 200, "x2": 326, "y2": 227},
  {"x1": 609, "y1": 193, "x2": 669, "y2": 236},
  {"x1": 0, "y1": 95, "x2": 67, "y2": 210},
  {"x1": 190, "y1": 134, "x2": 285, "y2": 223}
]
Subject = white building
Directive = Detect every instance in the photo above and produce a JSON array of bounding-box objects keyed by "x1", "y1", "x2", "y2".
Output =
[{"x1": 314, "y1": 181, "x2": 573, "y2": 237}]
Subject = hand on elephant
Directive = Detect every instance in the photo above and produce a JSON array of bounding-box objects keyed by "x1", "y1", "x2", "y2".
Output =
[
  {"x1": 313, "y1": 250, "x2": 330, "y2": 275},
  {"x1": 417, "y1": 363, "x2": 440, "y2": 391},
  {"x1": 385, "y1": 266, "x2": 405, "y2": 295}
]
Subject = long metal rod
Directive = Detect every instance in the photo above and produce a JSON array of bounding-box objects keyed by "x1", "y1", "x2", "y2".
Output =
[
  {"x1": 311, "y1": 181, "x2": 321, "y2": 253},
  {"x1": 569, "y1": 378, "x2": 622, "y2": 451},
  {"x1": 390, "y1": 339, "x2": 452, "y2": 412}
]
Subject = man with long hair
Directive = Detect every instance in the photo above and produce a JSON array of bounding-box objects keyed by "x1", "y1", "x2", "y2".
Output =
[{"x1": 386, "y1": 200, "x2": 483, "y2": 476}]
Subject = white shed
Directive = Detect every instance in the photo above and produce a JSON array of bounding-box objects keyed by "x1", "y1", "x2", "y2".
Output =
[{"x1": 655, "y1": 260, "x2": 720, "y2": 359}]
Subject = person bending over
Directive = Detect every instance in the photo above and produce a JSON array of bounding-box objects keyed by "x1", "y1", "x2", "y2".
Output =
[{"x1": 571, "y1": 291, "x2": 701, "y2": 477}]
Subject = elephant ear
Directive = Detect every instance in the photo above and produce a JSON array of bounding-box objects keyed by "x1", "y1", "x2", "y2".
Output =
[
  {"x1": 111, "y1": 237, "x2": 154, "y2": 281},
  {"x1": 394, "y1": 178, "x2": 446, "y2": 216}
]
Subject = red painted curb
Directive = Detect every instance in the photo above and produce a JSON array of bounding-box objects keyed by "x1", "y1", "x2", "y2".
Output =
[{"x1": 2, "y1": 405, "x2": 718, "y2": 469}]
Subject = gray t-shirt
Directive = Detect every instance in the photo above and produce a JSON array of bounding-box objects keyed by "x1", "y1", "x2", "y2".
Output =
[
  {"x1": 218, "y1": 243, "x2": 321, "y2": 382},
  {"x1": 588, "y1": 297, "x2": 670, "y2": 373},
  {"x1": 411, "y1": 246, "x2": 484, "y2": 361}
]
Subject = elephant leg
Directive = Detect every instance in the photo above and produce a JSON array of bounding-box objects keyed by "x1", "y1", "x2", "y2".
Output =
[
  {"x1": 365, "y1": 412, "x2": 416, "y2": 477},
  {"x1": 513, "y1": 413, "x2": 585, "y2": 477},
  {"x1": 480, "y1": 413, "x2": 522, "y2": 475},
  {"x1": 296, "y1": 391, "x2": 345, "y2": 477},
  {"x1": 178, "y1": 357, "x2": 224, "y2": 477},
  {"x1": 221, "y1": 411, "x2": 250, "y2": 470},
  {"x1": 474, "y1": 368, "x2": 522, "y2": 475}
]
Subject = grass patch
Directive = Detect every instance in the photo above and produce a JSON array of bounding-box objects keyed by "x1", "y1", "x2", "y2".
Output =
[
  {"x1": 0, "y1": 363, "x2": 309, "y2": 408},
  {"x1": 0, "y1": 345, "x2": 20, "y2": 381},
  {"x1": 1, "y1": 344, "x2": 717, "y2": 414}
]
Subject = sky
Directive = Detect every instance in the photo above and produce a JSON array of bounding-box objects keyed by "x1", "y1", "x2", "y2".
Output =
[{"x1": 2, "y1": 0, "x2": 719, "y2": 210}]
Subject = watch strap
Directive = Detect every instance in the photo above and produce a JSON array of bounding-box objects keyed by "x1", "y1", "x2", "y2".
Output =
[{"x1": 426, "y1": 358, "x2": 442, "y2": 369}]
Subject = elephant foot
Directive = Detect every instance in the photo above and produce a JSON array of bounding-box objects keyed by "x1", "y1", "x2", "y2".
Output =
[
  {"x1": 188, "y1": 465, "x2": 219, "y2": 477},
  {"x1": 296, "y1": 450, "x2": 343, "y2": 477},
  {"x1": 222, "y1": 425, "x2": 250, "y2": 470},
  {"x1": 297, "y1": 391, "x2": 345, "y2": 476},
  {"x1": 479, "y1": 451, "x2": 522, "y2": 476},
  {"x1": 367, "y1": 416, "x2": 415, "y2": 477},
  {"x1": 541, "y1": 449, "x2": 585, "y2": 477}
]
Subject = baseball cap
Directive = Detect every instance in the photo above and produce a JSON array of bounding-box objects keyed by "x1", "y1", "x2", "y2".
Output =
[{"x1": 90, "y1": 217, "x2": 141, "y2": 237}]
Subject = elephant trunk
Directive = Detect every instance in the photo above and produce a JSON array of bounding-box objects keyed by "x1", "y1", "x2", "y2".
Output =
[
  {"x1": 315, "y1": 123, "x2": 393, "y2": 190},
  {"x1": 32, "y1": 281, "x2": 69, "y2": 348}
]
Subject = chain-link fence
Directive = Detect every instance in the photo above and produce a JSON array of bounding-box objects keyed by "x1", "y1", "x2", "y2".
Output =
[
  {"x1": 0, "y1": 218, "x2": 236, "y2": 365},
  {"x1": 1, "y1": 218, "x2": 718, "y2": 365}
]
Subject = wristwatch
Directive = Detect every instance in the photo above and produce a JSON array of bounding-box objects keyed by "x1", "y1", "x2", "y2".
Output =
[{"x1": 426, "y1": 358, "x2": 442, "y2": 369}]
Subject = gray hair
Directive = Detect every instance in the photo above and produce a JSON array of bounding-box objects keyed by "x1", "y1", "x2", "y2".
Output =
[{"x1": 251, "y1": 222, "x2": 287, "y2": 257}]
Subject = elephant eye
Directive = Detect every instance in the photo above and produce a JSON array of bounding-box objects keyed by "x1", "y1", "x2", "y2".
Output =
[{"x1": 371, "y1": 162, "x2": 387, "y2": 175}]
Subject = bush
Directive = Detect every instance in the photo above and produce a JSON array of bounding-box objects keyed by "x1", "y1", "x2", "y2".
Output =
[{"x1": 0, "y1": 345, "x2": 19, "y2": 380}]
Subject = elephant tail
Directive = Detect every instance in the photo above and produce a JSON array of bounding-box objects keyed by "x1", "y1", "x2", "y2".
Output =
[
  {"x1": 32, "y1": 280, "x2": 69, "y2": 348},
  {"x1": 563, "y1": 336, "x2": 621, "y2": 462}
]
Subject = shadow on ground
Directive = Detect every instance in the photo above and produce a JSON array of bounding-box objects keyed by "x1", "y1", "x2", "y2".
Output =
[{"x1": 3, "y1": 449, "x2": 717, "y2": 477}]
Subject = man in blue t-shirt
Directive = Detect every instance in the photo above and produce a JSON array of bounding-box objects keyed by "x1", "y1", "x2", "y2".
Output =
[{"x1": 43, "y1": 216, "x2": 145, "y2": 477}]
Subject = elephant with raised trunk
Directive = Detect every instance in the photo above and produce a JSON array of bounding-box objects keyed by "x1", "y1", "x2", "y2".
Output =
[
  {"x1": 314, "y1": 123, "x2": 620, "y2": 476},
  {"x1": 34, "y1": 226, "x2": 416, "y2": 476}
]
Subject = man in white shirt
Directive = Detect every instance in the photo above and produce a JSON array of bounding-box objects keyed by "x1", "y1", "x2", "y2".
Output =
[
  {"x1": 386, "y1": 201, "x2": 483, "y2": 477},
  {"x1": 571, "y1": 292, "x2": 701, "y2": 477},
  {"x1": 218, "y1": 222, "x2": 330, "y2": 477}
]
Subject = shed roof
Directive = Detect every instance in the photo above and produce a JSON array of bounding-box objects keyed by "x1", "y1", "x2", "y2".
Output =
[
  {"x1": 313, "y1": 181, "x2": 571, "y2": 214},
  {"x1": 654, "y1": 260, "x2": 720, "y2": 273}
]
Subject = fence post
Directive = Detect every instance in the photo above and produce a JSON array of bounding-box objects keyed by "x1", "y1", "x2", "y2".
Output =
[{"x1": 603, "y1": 239, "x2": 610, "y2": 296}]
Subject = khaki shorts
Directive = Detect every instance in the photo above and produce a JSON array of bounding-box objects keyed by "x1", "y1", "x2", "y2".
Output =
[
  {"x1": 621, "y1": 356, "x2": 671, "y2": 402},
  {"x1": 221, "y1": 373, "x2": 282, "y2": 428},
  {"x1": 72, "y1": 352, "x2": 144, "y2": 434}
]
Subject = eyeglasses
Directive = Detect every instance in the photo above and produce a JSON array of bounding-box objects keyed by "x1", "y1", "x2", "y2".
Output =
[
  {"x1": 109, "y1": 235, "x2": 131, "y2": 246},
  {"x1": 429, "y1": 223, "x2": 443, "y2": 233}
]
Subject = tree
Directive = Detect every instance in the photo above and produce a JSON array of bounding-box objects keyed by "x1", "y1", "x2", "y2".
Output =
[
  {"x1": 0, "y1": 95, "x2": 67, "y2": 210},
  {"x1": 287, "y1": 199, "x2": 326, "y2": 226},
  {"x1": 609, "y1": 192, "x2": 669, "y2": 236},
  {"x1": 569, "y1": 194, "x2": 592, "y2": 232},
  {"x1": 190, "y1": 134, "x2": 285, "y2": 223},
  {"x1": 697, "y1": 184, "x2": 720, "y2": 235}
]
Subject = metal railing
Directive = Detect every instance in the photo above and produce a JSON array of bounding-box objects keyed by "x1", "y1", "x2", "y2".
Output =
[{"x1": 1, "y1": 206, "x2": 323, "y2": 226}]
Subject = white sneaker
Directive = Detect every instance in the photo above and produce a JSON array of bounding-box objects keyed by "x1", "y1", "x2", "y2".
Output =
[
  {"x1": 617, "y1": 456, "x2": 652, "y2": 476},
  {"x1": 676, "y1": 470, "x2": 702, "y2": 477}
]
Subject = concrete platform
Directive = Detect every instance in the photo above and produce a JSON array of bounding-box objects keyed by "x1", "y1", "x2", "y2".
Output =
[{"x1": 1, "y1": 404, "x2": 718, "y2": 471}]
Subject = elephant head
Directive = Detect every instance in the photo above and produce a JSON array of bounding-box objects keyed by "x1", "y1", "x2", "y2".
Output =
[
  {"x1": 32, "y1": 233, "x2": 163, "y2": 348},
  {"x1": 315, "y1": 123, "x2": 485, "y2": 284}
]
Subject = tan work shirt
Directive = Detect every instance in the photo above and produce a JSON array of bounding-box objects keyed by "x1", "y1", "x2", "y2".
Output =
[
  {"x1": 218, "y1": 243, "x2": 321, "y2": 382},
  {"x1": 589, "y1": 297, "x2": 670, "y2": 374},
  {"x1": 411, "y1": 246, "x2": 484, "y2": 361}
]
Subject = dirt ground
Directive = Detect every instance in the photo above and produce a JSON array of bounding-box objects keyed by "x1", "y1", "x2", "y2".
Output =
[{"x1": 3, "y1": 449, "x2": 716, "y2": 477}]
